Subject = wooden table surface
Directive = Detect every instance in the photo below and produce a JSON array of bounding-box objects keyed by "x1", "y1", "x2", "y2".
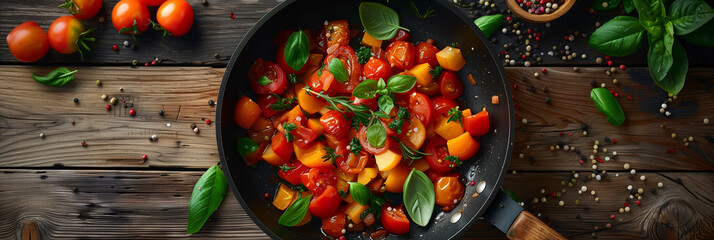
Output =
[{"x1": 1, "y1": 0, "x2": 713, "y2": 239}]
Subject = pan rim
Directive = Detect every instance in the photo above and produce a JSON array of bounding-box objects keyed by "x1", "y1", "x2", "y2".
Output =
[{"x1": 216, "y1": 1, "x2": 515, "y2": 239}]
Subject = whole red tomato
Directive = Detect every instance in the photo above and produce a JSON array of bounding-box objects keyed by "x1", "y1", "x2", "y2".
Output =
[
  {"x1": 363, "y1": 58, "x2": 393, "y2": 81},
  {"x1": 6, "y1": 21, "x2": 49, "y2": 63},
  {"x1": 408, "y1": 92, "x2": 432, "y2": 125},
  {"x1": 48, "y1": 16, "x2": 92, "y2": 56},
  {"x1": 415, "y1": 41, "x2": 439, "y2": 66},
  {"x1": 140, "y1": 0, "x2": 166, "y2": 6},
  {"x1": 59, "y1": 0, "x2": 102, "y2": 20},
  {"x1": 112, "y1": 0, "x2": 151, "y2": 36},
  {"x1": 157, "y1": 0, "x2": 194, "y2": 37}
]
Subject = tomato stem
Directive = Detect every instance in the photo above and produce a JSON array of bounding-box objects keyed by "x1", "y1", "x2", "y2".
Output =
[
  {"x1": 75, "y1": 28, "x2": 95, "y2": 61},
  {"x1": 59, "y1": 0, "x2": 79, "y2": 15},
  {"x1": 150, "y1": 20, "x2": 172, "y2": 43}
]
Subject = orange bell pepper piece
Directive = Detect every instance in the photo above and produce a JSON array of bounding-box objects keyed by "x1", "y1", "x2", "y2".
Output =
[
  {"x1": 384, "y1": 164, "x2": 411, "y2": 193},
  {"x1": 433, "y1": 115, "x2": 464, "y2": 140},
  {"x1": 446, "y1": 132, "x2": 480, "y2": 160},
  {"x1": 234, "y1": 95, "x2": 261, "y2": 129},
  {"x1": 436, "y1": 46, "x2": 466, "y2": 71}
]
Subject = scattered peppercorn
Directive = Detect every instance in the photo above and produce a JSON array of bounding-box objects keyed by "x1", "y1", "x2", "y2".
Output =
[
  {"x1": 106, "y1": 105, "x2": 111, "y2": 111},
  {"x1": 158, "y1": 110, "x2": 164, "y2": 116},
  {"x1": 142, "y1": 154, "x2": 148, "y2": 160},
  {"x1": 129, "y1": 109, "x2": 136, "y2": 116},
  {"x1": 206, "y1": 119, "x2": 212, "y2": 125},
  {"x1": 208, "y1": 99, "x2": 215, "y2": 106},
  {"x1": 112, "y1": 45, "x2": 119, "y2": 51},
  {"x1": 201, "y1": 0, "x2": 208, "y2": 6},
  {"x1": 81, "y1": 141, "x2": 87, "y2": 147}
]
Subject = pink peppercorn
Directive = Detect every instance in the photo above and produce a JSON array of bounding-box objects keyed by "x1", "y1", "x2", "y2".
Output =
[
  {"x1": 636, "y1": 200, "x2": 641, "y2": 205},
  {"x1": 106, "y1": 105, "x2": 111, "y2": 110},
  {"x1": 627, "y1": 96, "x2": 633, "y2": 100},
  {"x1": 526, "y1": 1, "x2": 532, "y2": 7},
  {"x1": 339, "y1": 236, "x2": 346, "y2": 240},
  {"x1": 612, "y1": 139, "x2": 618, "y2": 144},
  {"x1": 610, "y1": 214, "x2": 615, "y2": 219},
  {"x1": 535, "y1": 36, "x2": 541, "y2": 41},
  {"x1": 145, "y1": 62, "x2": 150, "y2": 66},
  {"x1": 614, "y1": 92, "x2": 620, "y2": 98},
  {"x1": 619, "y1": 64, "x2": 626, "y2": 70},
  {"x1": 541, "y1": 68, "x2": 547, "y2": 73},
  {"x1": 81, "y1": 141, "x2": 87, "y2": 147},
  {"x1": 607, "y1": 60, "x2": 613, "y2": 66},
  {"x1": 469, "y1": 180, "x2": 475, "y2": 186},
  {"x1": 560, "y1": 132, "x2": 565, "y2": 136},
  {"x1": 264, "y1": 193, "x2": 270, "y2": 198},
  {"x1": 142, "y1": 154, "x2": 148, "y2": 160},
  {"x1": 129, "y1": 109, "x2": 136, "y2": 116},
  {"x1": 230, "y1": 12, "x2": 236, "y2": 19},
  {"x1": 513, "y1": 83, "x2": 518, "y2": 89},
  {"x1": 506, "y1": 16, "x2": 512, "y2": 21},
  {"x1": 112, "y1": 44, "x2": 118, "y2": 51},
  {"x1": 624, "y1": 202, "x2": 629, "y2": 207},
  {"x1": 206, "y1": 119, "x2": 212, "y2": 124},
  {"x1": 605, "y1": 55, "x2": 611, "y2": 60}
]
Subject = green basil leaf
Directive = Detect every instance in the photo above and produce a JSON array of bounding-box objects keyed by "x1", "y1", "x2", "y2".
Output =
[
  {"x1": 473, "y1": 14, "x2": 504, "y2": 38},
  {"x1": 278, "y1": 194, "x2": 312, "y2": 226},
  {"x1": 348, "y1": 182, "x2": 371, "y2": 205},
  {"x1": 377, "y1": 78, "x2": 386, "y2": 90},
  {"x1": 187, "y1": 165, "x2": 228, "y2": 233},
  {"x1": 669, "y1": 0, "x2": 714, "y2": 35},
  {"x1": 328, "y1": 58, "x2": 349, "y2": 83},
  {"x1": 349, "y1": 137, "x2": 363, "y2": 155},
  {"x1": 378, "y1": 95, "x2": 394, "y2": 114},
  {"x1": 681, "y1": 18, "x2": 714, "y2": 47},
  {"x1": 359, "y1": 2, "x2": 409, "y2": 40},
  {"x1": 237, "y1": 137, "x2": 259, "y2": 165},
  {"x1": 588, "y1": 16, "x2": 645, "y2": 57},
  {"x1": 633, "y1": 0, "x2": 667, "y2": 27},
  {"x1": 654, "y1": 39, "x2": 688, "y2": 95},
  {"x1": 284, "y1": 30, "x2": 310, "y2": 72},
  {"x1": 590, "y1": 88, "x2": 625, "y2": 127},
  {"x1": 403, "y1": 169, "x2": 435, "y2": 227},
  {"x1": 32, "y1": 67, "x2": 77, "y2": 87},
  {"x1": 387, "y1": 74, "x2": 417, "y2": 93},
  {"x1": 663, "y1": 21, "x2": 675, "y2": 54},
  {"x1": 352, "y1": 79, "x2": 379, "y2": 99},
  {"x1": 623, "y1": 0, "x2": 635, "y2": 13},
  {"x1": 366, "y1": 124, "x2": 387, "y2": 148},
  {"x1": 647, "y1": 32, "x2": 674, "y2": 82},
  {"x1": 592, "y1": 0, "x2": 622, "y2": 11},
  {"x1": 257, "y1": 76, "x2": 272, "y2": 86}
]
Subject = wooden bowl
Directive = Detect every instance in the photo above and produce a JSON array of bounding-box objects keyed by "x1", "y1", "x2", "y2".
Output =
[{"x1": 505, "y1": 0, "x2": 576, "y2": 23}]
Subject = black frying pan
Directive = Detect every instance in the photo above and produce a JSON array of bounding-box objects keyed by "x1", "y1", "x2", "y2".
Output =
[{"x1": 216, "y1": 0, "x2": 563, "y2": 239}]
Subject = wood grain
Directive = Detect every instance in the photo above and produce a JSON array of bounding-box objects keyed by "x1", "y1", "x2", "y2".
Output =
[
  {"x1": 1, "y1": 0, "x2": 713, "y2": 67},
  {"x1": 0, "y1": 170, "x2": 711, "y2": 239},
  {"x1": 507, "y1": 211, "x2": 566, "y2": 240},
  {"x1": 1, "y1": 66, "x2": 712, "y2": 171},
  {"x1": 0, "y1": 66, "x2": 222, "y2": 168}
]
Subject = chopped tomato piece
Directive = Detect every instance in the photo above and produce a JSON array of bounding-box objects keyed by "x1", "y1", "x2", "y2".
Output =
[{"x1": 308, "y1": 185, "x2": 341, "y2": 218}]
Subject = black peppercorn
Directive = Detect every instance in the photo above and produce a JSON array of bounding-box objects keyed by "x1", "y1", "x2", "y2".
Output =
[
  {"x1": 545, "y1": 97, "x2": 551, "y2": 104},
  {"x1": 73, "y1": 98, "x2": 79, "y2": 103},
  {"x1": 208, "y1": 99, "x2": 215, "y2": 106},
  {"x1": 158, "y1": 110, "x2": 164, "y2": 116}
]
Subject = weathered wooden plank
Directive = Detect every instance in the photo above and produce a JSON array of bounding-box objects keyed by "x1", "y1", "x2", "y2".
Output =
[
  {"x1": 1, "y1": 66, "x2": 712, "y2": 170},
  {"x1": 1, "y1": 0, "x2": 712, "y2": 66},
  {"x1": 0, "y1": 170, "x2": 711, "y2": 239}
]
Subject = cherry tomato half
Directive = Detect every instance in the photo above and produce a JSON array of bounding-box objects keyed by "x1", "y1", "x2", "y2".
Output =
[
  {"x1": 6, "y1": 21, "x2": 49, "y2": 63},
  {"x1": 416, "y1": 80, "x2": 440, "y2": 96},
  {"x1": 434, "y1": 176, "x2": 465, "y2": 212},
  {"x1": 271, "y1": 133, "x2": 294, "y2": 163},
  {"x1": 60, "y1": 0, "x2": 102, "y2": 20},
  {"x1": 112, "y1": 0, "x2": 151, "y2": 35},
  {"x1": 359, "y1": 124, "x2": 390, "y2": 155},
  {"x1": 321, "y1": 207, "x2": 346, "y2": 238},
  {"x1": 256, "y1": 94, "x2": 281, "y2": 118},
  {"x1": 439, "y1": 71, "x2": 464, "y2": 99},
  {"x1": 291, "y1": 125, "x2": 318, "y2": 148},
  {"x1": 386, "y1": 41, "x2": 415, "y2": 70},
  {"x1": 320, "y1": 110, "x2": 350, "y2": 140},
  {"x1": 300, "y1": 167, "x2": 337, "y2": 196},
  {"x1": 432, "y1": 96, "x2": 458, "y2": 119},
  {"x1": 248, "y1": 58, "x2": 288, "y2": 95},
  {"x1": 408, "y1": 92, "x2": 433, "y2": 126},
  {"x1": 324, "y1": 46, "x2": 362, "y2": 94},
  {"x1": 277, "y1": 158, "x2": 310, "y2": 186},
  {"x1": 139, "y1": 0, "x2": 166, "y2": 6},
  {"x1": 416, "y1": 41, "x2": 440, "y2": 66},
  {"x1": 381, "y1": 204, "x2": 410, "y2": 235},
  {"x1": 308, "y1": 185, "x2": 341, "y2": 219},
  {"x1": 48, "y1": 16, "x2": 87, "y2": 55},
  {"x1": 336, "y1": 148, "x2": 370, "y2": 174},
  {"x1": 424, "y1": 137, "x2": 453, "y2": 173},
  {"x1": 363, "y1": 58, "x2": 393, "y2": 81},
  {"x1": 157, "y1": 0, "x2": 194, "y2": 37}
]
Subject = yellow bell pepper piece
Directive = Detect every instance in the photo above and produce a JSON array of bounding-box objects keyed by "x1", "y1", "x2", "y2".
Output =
[
  {"x1": 357, "y1": 168, "x2": 378, "y2": 185},
  {"x1": 436, "y1": 46, "x2": 466, "y2": 71},
  {"x1": 273, "y1": 183, "x2": 297, "y2": 211},
  {"x1": 409, "y1": 63, "x2": 433, "y2": 87}
]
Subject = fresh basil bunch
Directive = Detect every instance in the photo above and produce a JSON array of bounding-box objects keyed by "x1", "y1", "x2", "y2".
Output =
[{"x1": 588, "y1": 0, "x2": 713, "y2": 95}]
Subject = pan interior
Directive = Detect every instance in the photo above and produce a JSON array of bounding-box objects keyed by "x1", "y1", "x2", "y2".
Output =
[{"x1": 216, "y1": 0, "x2": 514, "y2": 239}]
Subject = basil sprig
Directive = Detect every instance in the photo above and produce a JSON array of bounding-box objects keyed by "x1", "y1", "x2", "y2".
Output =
[
  {"x1": 473, "y1": 14, "x2": 504, "y2": 38},
  {"x1": 359, "y1": 2, "x2": 410, "y2": 40},
  {"x1": 590, "y1": 88, "x2": 625, "y2": 127},
  {"x1": 32, "y1": 67, "x2": 77, "y2": 87},
  {"x1": 284, "y1": 30, "x2": 310, "y2": 72},
  {"x1": 348, "y1": 182, "x2": 371, "y2": 205},
  {"x1": 278, "y1": 194, "x2": 312, "y2": 226},
  {"x1": 587, "y1": 0, "x2": 713, "y2": 95},
  {"x1": 352, "y1": 75, "x2": 417, "y2": 100},
  {"x1": 187, "y1": 165, "x2": 228, "y2": 233},
  {"x1": 403, "y1": 169, "x2": 435, "y2": 227},
  {"x1": 328, "y1": 58, "x2": 350, "y2": 82}
]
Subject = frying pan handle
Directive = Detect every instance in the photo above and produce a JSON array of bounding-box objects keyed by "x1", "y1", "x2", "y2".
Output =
[{"x1": 483, "y1": 189, "x2": 565, "y2": 240}]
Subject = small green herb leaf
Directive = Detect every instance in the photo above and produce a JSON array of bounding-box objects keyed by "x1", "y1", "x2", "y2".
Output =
[
  {"x1": 32, "y1": 67, "x2": 78, "y2": 87},
  {"x1": 357, "y1": 46, "x2": 371, "y2": 64},
  {"x1": 237, "y1": 137, "x2": 259, "y2": 165},
  {"x1": 349, "y1": 137, "x2": 363, "y2": 155},
  {"x1": 257, "y1": 76, "x2": 272, "y2": 86},
  {"x1": 430, "y1": 66, "x2": 443, "y2": 79},
  {"x1": 378, "y1": 95, "x2": 394, "y2": 114},
  {"x1": 279, "y1": 164, "x2": 297, "y2": 172},
  {"x1": 377, "y1": 78, "x2": 387, "y2": 90},
  {"x1": 283, "y1": 122, "x2": 297, "y2": 142},
  {"x1": 278, "y1": 194, "x2": 312, "y2": 226},
  {"x1": 387, "y1": 107, "x2": 410, "y2": 135},
  {"x1": 633, "y1": 0, "x2": 666, "y2": 29},
  {"x1": 669, "y1": 0, "x2": 714, "y2": 35},
  {"x1": 269, "y1": 93, "x2": 297, "y2": 111},
  {"x1": 403, "y1": 169, "x2": 435, "y2": 227},
  {"x1": 359, "y1": 2, "x2": 409, "y2": 40},
  {"x1": 592, "y1": 0, "x2": 622, "y2": 11},
  {"x1": 328, "y1": 58, "x2": 350, "y2": 83},
  {"x1": 447, "y1": 107, "x2": 463, "y2": 127},
  {"x1": 352, "y1": 79, "x2": 380, "y2": 99},
  {"x1": 322, "y1": 147, "x2": 342, "y2": 165},
  {"x1": 473, "y1": 14, "x2": 504, "y2": 38},
  {"x1": 681, "y1": 18, "x2": 714, "y2": 47},
  {"x1": 590, "y1": 88, "x2": 625, "y2": 127},
  {"x1": 654, "y1": 39, "x2": 688, "y2": 95},
  {"x1": 338, "y1": 190, "x2": 348, "y2": 198},
  {"x1": 285, "y1": 30, "x2": 310, "y2": 72},
  {"x1": 387, "y1": 74, "x2": 417, "y2": 93},
  {"x1": 444, "y1": 155, "x2": 462, "y2": 166},
  {"x1": 366, "y1": 124, "x2": 387, "y2": 148},
  {"x1": 187, "y1": 165, "x2": 228, "y2": 233},
  {"x1": 288, "y1": 73, "x2": 299, "y2": 84},
  {"x1": 587, "y1": 16, "x2": 645, "y2": 57},
  {"x1": 348, "y1": 182, "x2": 371, "y2": 205}
]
